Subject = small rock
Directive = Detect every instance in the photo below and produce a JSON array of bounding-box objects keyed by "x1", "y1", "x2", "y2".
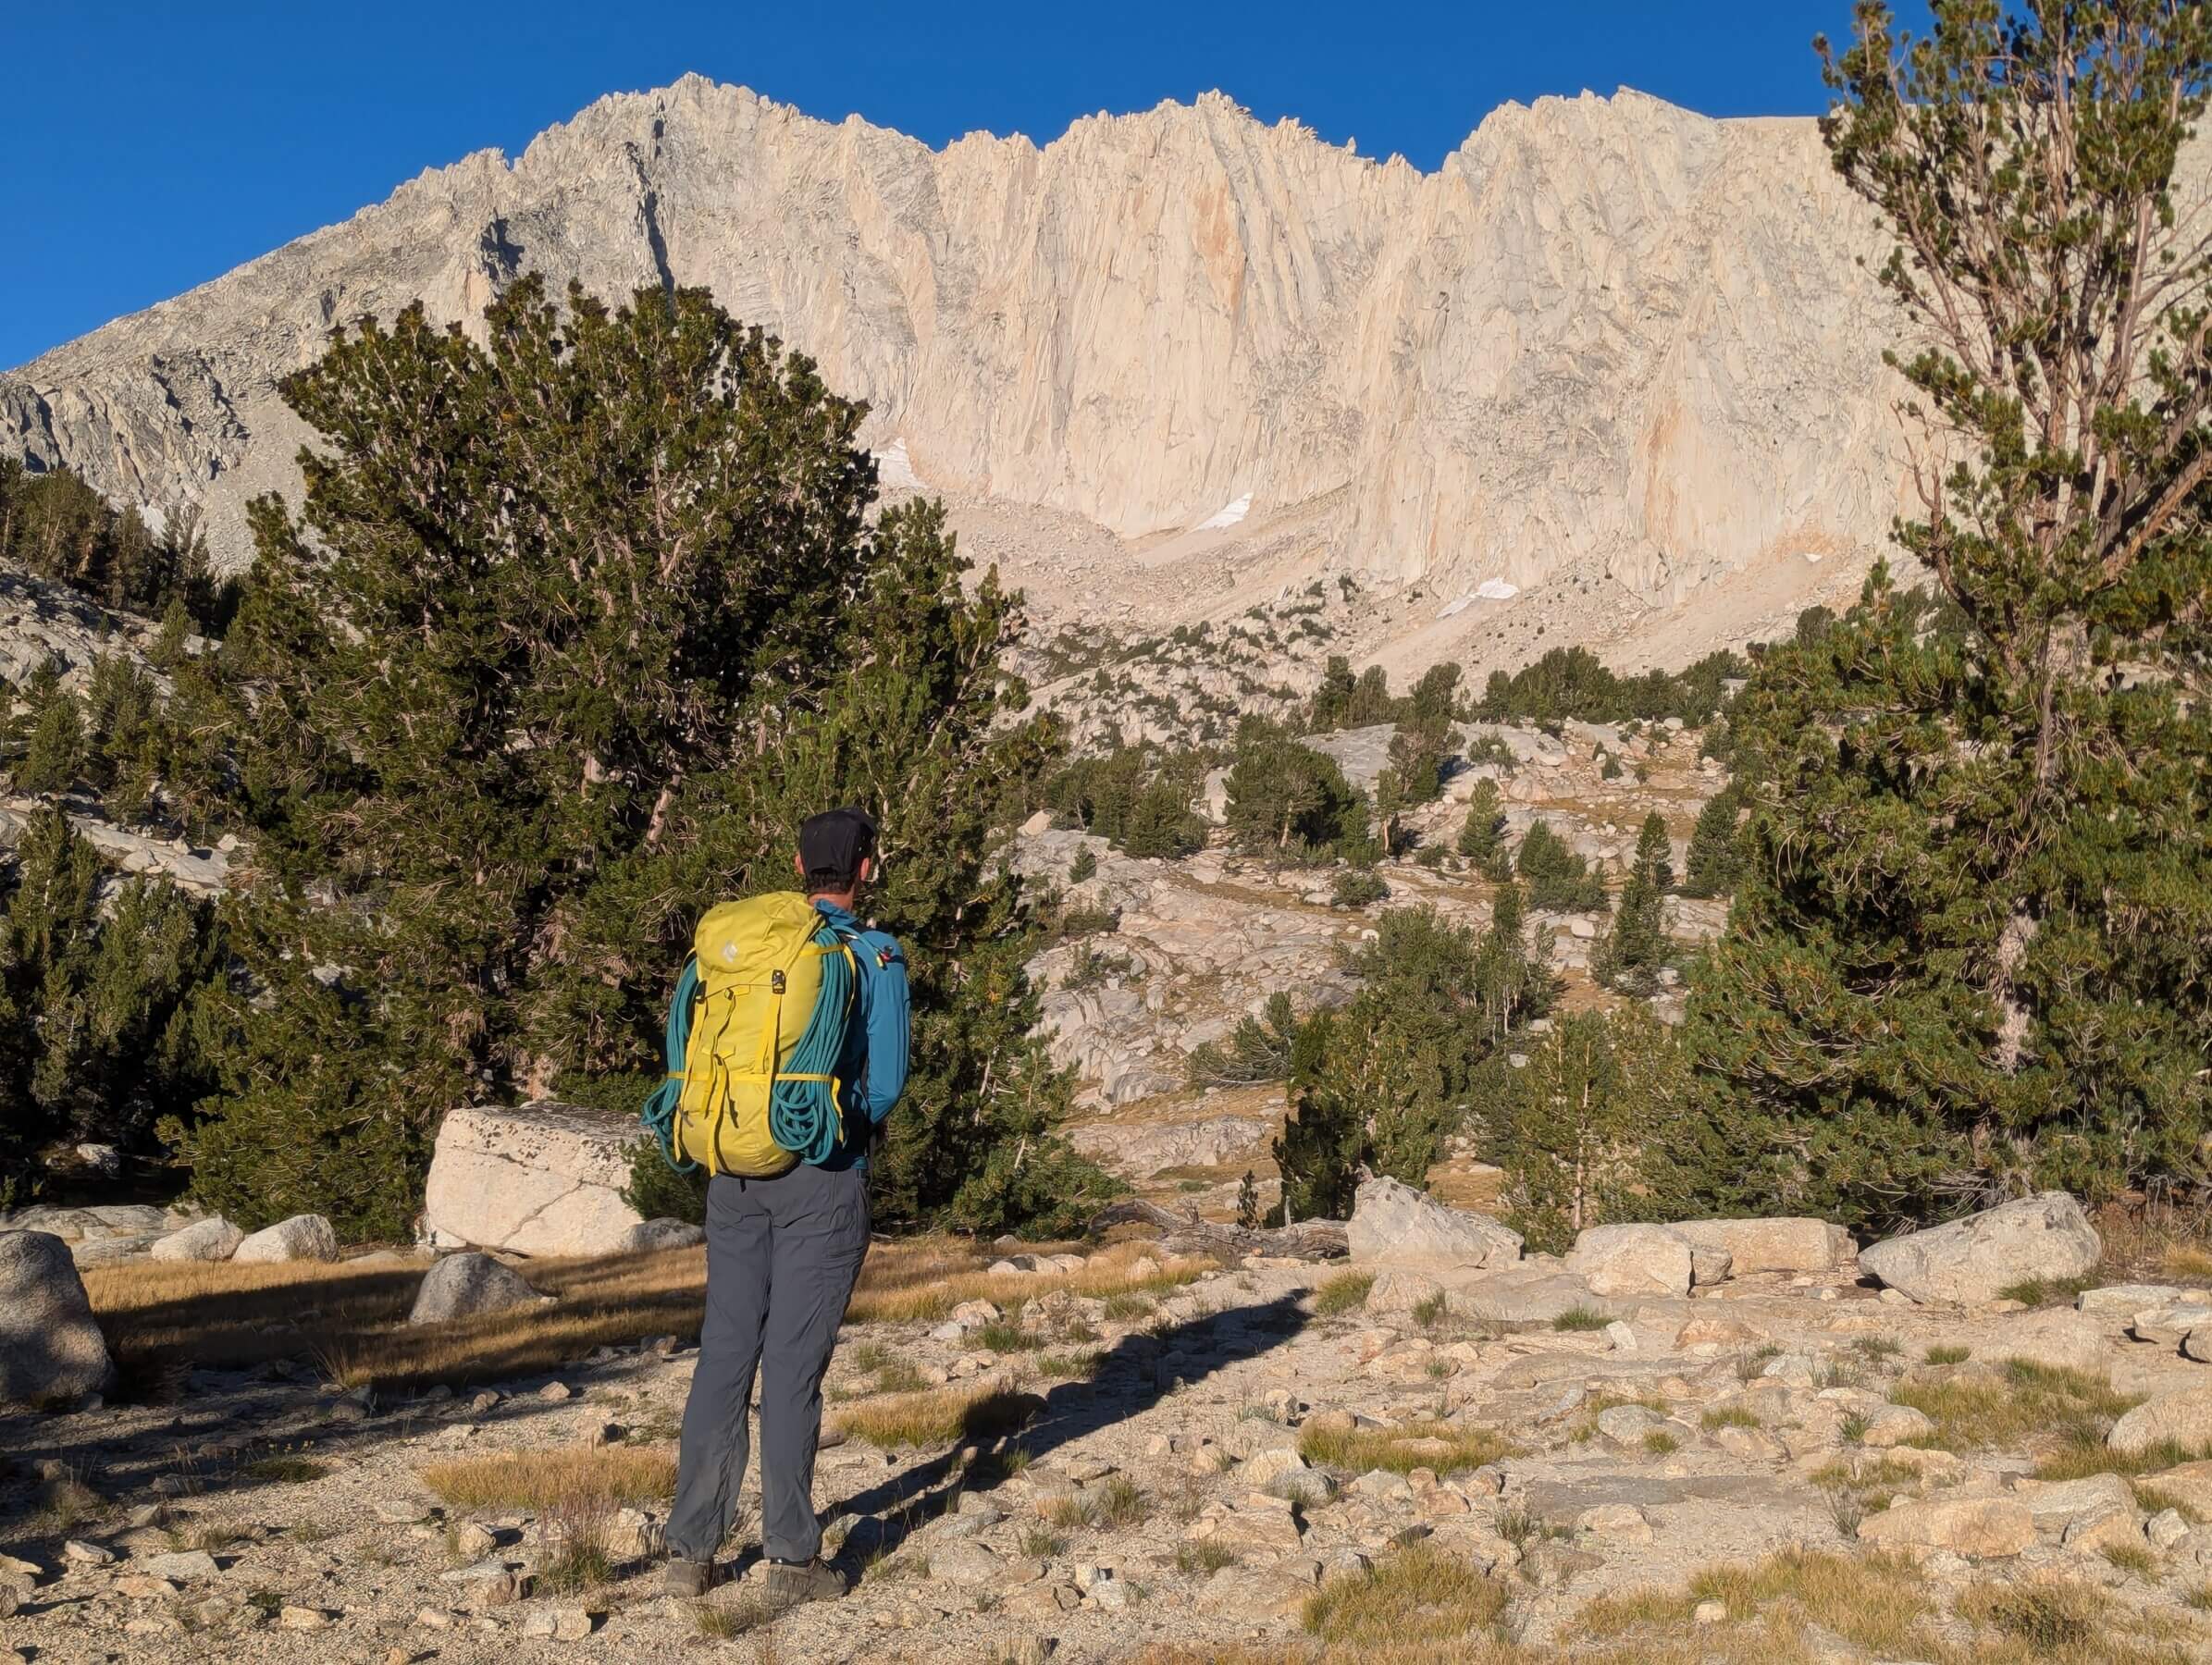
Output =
[
  {"x1": 139, "y1": 1549, "x2": 219, "y2": 1581},
  {"x1": 1861, "y1": 1405, "x2": 1936, "y2": 1449},
  {"x1": 1858, "y1": 1191, "x2": 2098, "y2": 1306},
  {"x1": 451, "y1": 1522, "x2": 498, "y2": 1560},
  {"x1": 408, "y1": 1252, "x2": 544, "y2": 1326},
  {"x1": 150, "y1": 1217, "x2": 245, "y2": 1263},
  {"x1": 520, "y1": 1606, "x2": 595, "y2": 1641},
  {"x1": 115, "y1": 1574, "x2": 179, "y2": 1599},
  {"x1": 1603, "y1": 1321, "x2": 1637, "y2": 1352},
  {"x1": 63, "y1": 1539, "x2": 115, "y2": 1567},
  {"x1": 538, "y1": 1381, "x2": 574, "y2": 1402},
  {"x1": 1576, "y1": 1503, "x2": 1652, "y2": 1543},
  {"x1": 373, "y1": 1498, "x2": 428, "y2": 1524},
  {"x1": 278, "y1": 1605, "x2": 333, "y2": 1630},
  {"x1": 1564, "y1": 1223, "x2": 1694, "y2": 1298},
  {"x1": 2148, "y1": 1509, "x2": 2191, "y2": 1550},
  {"x1": 1693, "y1": 1598, "x2": 1727, "y2": 1623}
]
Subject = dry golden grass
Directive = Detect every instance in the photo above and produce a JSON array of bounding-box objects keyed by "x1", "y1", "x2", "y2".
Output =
[
  {"x1": 1303, "y1": 1543, "x2": 1510, "y2": 1646},
  {"x1": 829, "y1": 1384, "x2": 1042, "y2": 1449},
  {"x1": 842, "y1": 1237, "x2": 1216, "y2": 1325},
  {"x1": 420, "y1": 1448, "x2": 676, "y2": 1512},
  {"x1": 1888, "y1": 1360, "x2": 2141, "y2": 1455},
  {"x1": 1574, "y1": 1548, "x2": 2206, "y2": 1665},
  {"x1": 83, "y1": 1230, "x2": 1201, "y2": 1395},
  {"x1": 1298, "y1": 1419, "x2": 1513, "y2": 1476}
]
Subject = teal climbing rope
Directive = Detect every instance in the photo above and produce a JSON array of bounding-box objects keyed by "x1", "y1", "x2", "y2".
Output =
[
  {"x1": 640, "y1": 956, "x2": 702, "y2": 1173},
  {"x1": 767, "y1": 922, "x2": 856, "y2": 1166}
]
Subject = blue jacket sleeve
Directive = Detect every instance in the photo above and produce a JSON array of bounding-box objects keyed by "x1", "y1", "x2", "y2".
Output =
[{"x1": 859, "y1": 932, "x2": 910, "y2": 1125}]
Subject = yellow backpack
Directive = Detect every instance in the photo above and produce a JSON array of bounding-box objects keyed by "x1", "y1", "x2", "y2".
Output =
[{"x1": 663, "y1": 893, "x2": 859, "y2": 1178}]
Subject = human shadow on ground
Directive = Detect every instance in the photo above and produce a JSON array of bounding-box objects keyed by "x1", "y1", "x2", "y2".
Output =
[{"x1": 824, "y1": 1287, "x2": 1317, "y2": 1574}]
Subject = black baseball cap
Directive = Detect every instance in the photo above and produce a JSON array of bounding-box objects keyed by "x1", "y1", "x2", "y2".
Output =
[{"x1": 797, "y1": 806, "x2": 879, "y2": 889}]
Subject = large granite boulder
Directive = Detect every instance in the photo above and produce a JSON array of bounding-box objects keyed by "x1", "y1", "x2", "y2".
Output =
[
  {"x1": 233, "y1": 1214, "x2": 339, "y2": 1264},
  {"x1": 0, "y1": 1229, "x2": 113, "y2": 1407},
  {"x1": 408, "y1": 1252, "x2": 547, "y2": 1326},
  {"x1": 1670, "y1": 1217, "x2": 1856, "y2": 1275},
  {"x1": 1858, "y1": 1191, "x2": 2099, "y2": 1305},
  {"x1": 1564, "y1": 1224, "x2": 1694, "y2": 1298},
  {"x1": 423, "y1": 1102, "x2": 645, "y2": 1257},
  {"x1": 1346, "y1": 1177, "x2": 1521, "y2": 1270}
]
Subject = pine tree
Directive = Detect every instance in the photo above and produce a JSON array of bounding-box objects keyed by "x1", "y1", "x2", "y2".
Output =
[
  {"x1": 1594, "y1": 814, "x2": 1673, "y2": 994},
  {"x1": 1685, "y1": 4, "x2": 2212, "y2": 1228},
  {"x1": 1486, "y1": 1006, "x2": 1685, "y2": 1253},
  {"x1": 0, "y1": 810, "x2": 222, "y2": 1200},
  {"x1": 1236, "y1": 1169, "x2": 1261, "y2": 1230},
  {"x1": 1680, "y1": 786, "x2": 1745, "y2": 899},
  {"x1": 166, "y1": 278, "x2": 1101, "y2": 1236},
  {"x1": 14, "y1": 684, "x2": 86, "y2": 797},
  {"x1": 1223, "y1": 730, "x2": 1365, "y2": 861},
  {"x1": 1471, "y1": 881, "x2": 1551, "y2": 1043},
  {"x1": 1455, "y1": 778, "x2": 1510, "y2": 876},
  {"x1": 1514, "y1": 820, "x2": 1605, "y2": 912}
]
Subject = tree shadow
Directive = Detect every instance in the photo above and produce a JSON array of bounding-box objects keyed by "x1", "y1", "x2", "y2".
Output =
[{"x1": 826, "y1": 1288, "x2": 1315, "y2": 1572}]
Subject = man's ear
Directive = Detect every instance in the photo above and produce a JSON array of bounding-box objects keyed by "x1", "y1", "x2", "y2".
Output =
[
  {"x1": 859, "y1": 856, "x2": 875, "y2": 885},
  {"x1": 792, "y1": 851, "x2": 805, "y2": 882}
]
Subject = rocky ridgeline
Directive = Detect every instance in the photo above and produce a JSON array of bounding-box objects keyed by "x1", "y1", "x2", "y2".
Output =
[
  {"x1": 11, "y1": 1181, "x2": 2212, "y2": 1659},
  {"x1": 5, "y1": 77, "x2": 1919, "y2": 632}
]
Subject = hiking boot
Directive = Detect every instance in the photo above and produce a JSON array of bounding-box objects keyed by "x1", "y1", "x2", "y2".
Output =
[
  {"x1": 661, "y1": 1558, "x2": 718, "y2": 1597},
  {"x1": 760, "y1": 1557, "x2": 848, "y2": 1608}
]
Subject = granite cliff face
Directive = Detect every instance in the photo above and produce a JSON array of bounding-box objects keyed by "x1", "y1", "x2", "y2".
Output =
[{"x1": 2, "y1": 75, "x2": 1907, "y2": 613}]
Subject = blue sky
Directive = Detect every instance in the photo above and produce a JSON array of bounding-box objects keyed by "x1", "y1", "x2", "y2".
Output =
[{"x1": 4, "y1": 0, "x2": 1918, "y2": 370}]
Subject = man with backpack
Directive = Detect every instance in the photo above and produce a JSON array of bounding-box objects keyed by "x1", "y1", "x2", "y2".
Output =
[{"x1": 658, "y1": 807, "x2": 909, "y2": 1605}]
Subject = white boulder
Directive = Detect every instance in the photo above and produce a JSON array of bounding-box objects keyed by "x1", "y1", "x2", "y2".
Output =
[
  {"x1": 421, "y1": 1102, "x2": 644, "y2": 1257},
  {"x1": 232, "y1": 1214, "x2": 339, "y2": 1264},
  {"x1": 150, "y1": 1216, "x2": 244, "y2": 1263},
  {"x1": 1858, "y1": 1191, "x2": 2099, "y2": 1306},
  {"x1": 1564, "y1": 1223, "x2": 1694, "y2": 1298},
  {"x1": 0, "y1": 1230, "x2": 113, "y2": 1407},
  {"x1": 1671, "y1": 1217, "x2": 1856, "y2": 1275},
  {"x1": 1346, "y1": 1177, "x2": 1520, "y2": 1269}
]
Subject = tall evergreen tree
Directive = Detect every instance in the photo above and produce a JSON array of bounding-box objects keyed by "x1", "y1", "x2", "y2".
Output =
[
  {"x1": 1594, "y1": 813, "x2": 1674, "y2": 994},
  {"x1": 167, "y1": 278, "x2": 1093, "y2": 1236},
  {"x1": 1680, "y1": 785, "x2": 1746, "y2": 899},
  {"x1": 1686, "y1": 2, "x2": 2212, "y2": 1228},
  {"x1": 1455, "y1": 778, "x2": 1511, "y2": 877}
]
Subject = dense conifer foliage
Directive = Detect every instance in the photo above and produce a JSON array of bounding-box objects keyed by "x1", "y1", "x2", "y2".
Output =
[{"x1": 159, "y1": 278, "x2": 1102, "y2": 1235}]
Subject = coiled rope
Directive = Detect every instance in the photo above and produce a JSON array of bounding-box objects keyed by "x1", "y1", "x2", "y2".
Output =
[
  {"x1": 768, "y1": 922, "x2": 857, "y2": 1166},
  {"x1": 640, "y1": 956, "x2": 702, "y2": 1173},
  {"x1": 639, "y1": 920, "x2": 856, "y2": 1173}
]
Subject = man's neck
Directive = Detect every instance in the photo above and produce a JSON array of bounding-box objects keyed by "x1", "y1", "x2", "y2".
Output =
[{"x1": 810, "y1": 890, "x2": 860, "y2": 915}]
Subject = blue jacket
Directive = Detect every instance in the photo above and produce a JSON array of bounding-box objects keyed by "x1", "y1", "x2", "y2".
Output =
[{"x1": 810, "y1": 898, "x2": 910, "y2": 1170}]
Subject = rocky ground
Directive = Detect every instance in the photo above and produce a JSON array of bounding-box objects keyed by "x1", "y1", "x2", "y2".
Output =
[{"x1": 10, "y1": 1188, "x2": 2212, "y2": 1663}]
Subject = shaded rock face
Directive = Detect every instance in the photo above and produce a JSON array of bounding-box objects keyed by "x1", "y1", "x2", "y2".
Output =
[
  {"x1": 422, "y1": 1102, "x2": 645, "y2": 1256},
  {"x1": 407, "y1": 1251, "x2": 545, "y2": 1326},
  {"x1": 6, "y1": 78, "x2": 1913, "y2": 612},
  {"x1": 0, "y1": 1229, "x2": 114, "y2": 1407},
  {"x1": 1858, "y1": 1191, "x2": 2101, "y2": 1305},
  {"x1": 1346, "y1": 1176, "x2": 1521, "y2": 1269}
]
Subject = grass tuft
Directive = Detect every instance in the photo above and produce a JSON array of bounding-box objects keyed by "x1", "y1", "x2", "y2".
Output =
[
  {"x1": 1551, "y1": 1306, "x2": 1610, "y2": 1332},
  {"x1": 1302, "y1": 1542, "x2": 1509, "y2": 1646},
  {"x1": 831, "y1": 1386, "x2": 1040, "y2": 1450},
  {"x1": 1299, "y1": 1419, "x2": 1512, "y2": 1476},
  {"x1": 1313, "y1": 1272, "x2": 1375, "y2": 1317},
  {"x1": 420, "y1": 1449, "x2": 674, "y2": 1511}
]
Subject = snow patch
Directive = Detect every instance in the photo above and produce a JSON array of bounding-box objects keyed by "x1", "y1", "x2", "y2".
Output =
[
  {"x1": 1476, "y1": 577, "x2": 1519, "y2": 600},
  {"x1": 1194, "y1": 492, "x2": 1251, "y2": 531},
  {"x1": 875, "y1": 438, "x2": 923, "y2": 491},
  {"x1": 1438, "y1": 595, "x2": 1473, "y2": 620},
  {"x1": 1799, "y1": 550, "x2": 1824, "y2": 563}
]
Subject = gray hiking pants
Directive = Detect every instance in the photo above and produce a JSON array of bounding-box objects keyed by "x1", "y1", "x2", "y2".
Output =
[{"x1": 667, "y1": 1161, "x2": 870, "y2": 1564}]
